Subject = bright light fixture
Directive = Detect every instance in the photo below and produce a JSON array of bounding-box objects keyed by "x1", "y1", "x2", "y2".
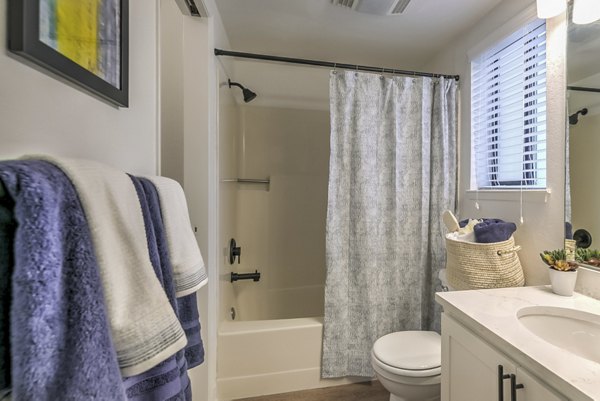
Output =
[
  {"x1": 573, "y1": 0, "x2": 600, "y2": 24},
  {"x1": 536, "y1": 0, "x2": 566, "y2": 19}
]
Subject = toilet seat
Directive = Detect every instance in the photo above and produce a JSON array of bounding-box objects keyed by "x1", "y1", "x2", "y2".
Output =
[{"x1": 372, "y1": 331, "x2": 441, "y2": 378}]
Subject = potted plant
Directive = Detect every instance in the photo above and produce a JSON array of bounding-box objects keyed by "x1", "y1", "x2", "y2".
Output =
[
  {"x1": 540, "y1": 249, "x2": 578, "y2": 296},
  {"x1": 575, "y1": 248, "x2": 600, "y2": 267}
]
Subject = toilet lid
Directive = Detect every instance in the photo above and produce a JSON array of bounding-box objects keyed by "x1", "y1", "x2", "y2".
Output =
[{"x1": 372, "y1": 331, "x2": 441, "y2": 371}]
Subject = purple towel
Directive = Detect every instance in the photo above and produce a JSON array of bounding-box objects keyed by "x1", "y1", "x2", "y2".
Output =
[
  {"x1": 0, "y1": 182, "x2": 15, "y2": 394},
  {"x1": 473, "y1": 219, "x2": 516, "y2": 243},
  {"x1": 124, "y1": 176, "x2": 204, "y2": 401},
  {"x1": 0, "y1": 160, "x2": 125, "y2": 401},
  {"x1": 565, "y1": 222, "x2": 573, "y2": 240},
  {"x1": 459, "y1": 218, "x2": 516, "y2": 243},
  {"x1": 177, "y1": 292, "x2": 204, "y2": 368}
]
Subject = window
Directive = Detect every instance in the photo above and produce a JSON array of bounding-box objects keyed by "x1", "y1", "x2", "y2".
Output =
[{"x1": 471, "y1": 20, "x2": 547, "y2": 189}]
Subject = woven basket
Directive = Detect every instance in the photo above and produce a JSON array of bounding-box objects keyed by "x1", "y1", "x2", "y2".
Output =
[{"x1": 445, "y1": 234, "x2": 525, "y2": 290}]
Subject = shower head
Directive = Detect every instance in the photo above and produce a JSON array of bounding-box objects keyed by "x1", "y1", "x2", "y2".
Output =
[
  {"x1": 569, "y1": 108, "x2": 588, "y2": 125},
  {"x1": 228, "y1": 79, "x2": 257, "y2": 103}
]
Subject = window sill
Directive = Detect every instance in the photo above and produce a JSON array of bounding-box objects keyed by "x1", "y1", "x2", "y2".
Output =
[{"x1": 465, "y1": 188, "x2": 552, "y2": 203}]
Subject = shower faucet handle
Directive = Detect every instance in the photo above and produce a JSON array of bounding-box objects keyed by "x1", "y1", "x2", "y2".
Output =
[{"x1": 229, "y1": 238, "x2": 241, "y2": 264}]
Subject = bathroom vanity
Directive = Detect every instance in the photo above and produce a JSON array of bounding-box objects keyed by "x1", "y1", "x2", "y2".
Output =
[{"x1": 436, "y1": 286, "x2": 600, "y2": 401}]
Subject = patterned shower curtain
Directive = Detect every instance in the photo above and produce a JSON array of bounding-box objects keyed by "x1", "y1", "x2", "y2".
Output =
[{"x1": 322, "y1": 71, "x2": 458, "y2": 378}]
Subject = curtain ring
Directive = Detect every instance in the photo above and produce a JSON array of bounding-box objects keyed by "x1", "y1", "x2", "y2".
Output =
[{"x1": 333, "y1": 63, "x2": 337, "y2": 74}]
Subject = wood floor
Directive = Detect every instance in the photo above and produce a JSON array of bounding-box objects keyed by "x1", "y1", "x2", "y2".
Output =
[{"x1": 236, "y1": 381, "x2": 390, "y2": 401}]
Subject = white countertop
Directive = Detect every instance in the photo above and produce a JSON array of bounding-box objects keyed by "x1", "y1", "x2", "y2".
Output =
[{"x1": 436, "y1": 286, "x2": 600, "y2": 401}]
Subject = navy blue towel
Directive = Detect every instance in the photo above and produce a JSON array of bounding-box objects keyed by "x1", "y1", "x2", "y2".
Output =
[
  {"x1": 0, "y1": 160, "x2": 125, "y2": 400},
  {"x1": 565, "y1": 222, "x2": 573, "y2": 240},
  {"x1": 459, "y1": 218, "x2": 517, "y2": 243},
  {"x1": 473, "y1": 219, "x2": 517, "y2": 243},
  {"x1": 124, "y1": 176, "x2": 204, "y2": 401},
  {"x1": 177, "y1": 292, "x2": 204, "y2": 368},
  {"x1": 0, "y1": 182, "x2": 15, "y2": 395}
]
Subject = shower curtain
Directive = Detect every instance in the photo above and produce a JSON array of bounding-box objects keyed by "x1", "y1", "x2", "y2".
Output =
[{"x1": 322, "y1": 71, "x2": 457, "y2": 378}]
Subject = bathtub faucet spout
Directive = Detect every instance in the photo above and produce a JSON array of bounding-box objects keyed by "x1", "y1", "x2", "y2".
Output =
[{"x1": 231, "y1": 270, "x2": 261, "y2": 283}]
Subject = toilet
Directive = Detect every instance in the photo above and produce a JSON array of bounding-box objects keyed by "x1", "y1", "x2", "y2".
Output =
[
  {"x1": 371, "y1": 270, "x2": 451, "y2": 401},
  {"x1": 371, "y1": 331, "x2": 441, "y2": 401}
]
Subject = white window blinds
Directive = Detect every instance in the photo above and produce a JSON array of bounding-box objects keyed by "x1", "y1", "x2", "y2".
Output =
[{"x1": 471, "y1": 20, "x2": 547, "y2": 189}]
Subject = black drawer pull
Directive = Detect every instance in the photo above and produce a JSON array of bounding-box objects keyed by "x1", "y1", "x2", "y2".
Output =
[
  {"x1": 510, "y1": 374, "x2": 525, "y2": 401},
  {"x1": 498, "y1": 365, "x2": 510, "y2": 400}
]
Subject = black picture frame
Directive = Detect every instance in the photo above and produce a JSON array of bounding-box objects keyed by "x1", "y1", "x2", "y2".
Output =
[{"x1": 8, "y1": 0, "x2": 129, "y2": 107}]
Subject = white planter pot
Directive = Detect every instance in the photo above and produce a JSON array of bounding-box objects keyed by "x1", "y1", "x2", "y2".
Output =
[{"x1": 548, "y1": 268, "x2": 578, "y2": 296}]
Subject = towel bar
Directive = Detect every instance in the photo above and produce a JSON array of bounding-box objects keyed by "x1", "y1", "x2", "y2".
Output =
[{"x1": 222, "y1": 178, "x2": 270, "y2": 185}]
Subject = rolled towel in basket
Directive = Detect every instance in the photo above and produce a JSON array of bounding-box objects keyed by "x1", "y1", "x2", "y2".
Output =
[
  {"x1": 565, "y1": 222, "x2": 573, "y2": 240},
  {"x1": 473, "y1": 219, "x2": 517, "y2": 243}
]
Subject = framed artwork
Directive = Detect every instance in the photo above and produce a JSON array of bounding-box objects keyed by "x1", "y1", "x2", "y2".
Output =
[{"x1": 9, "y1": 0, "x2": 129, "y2": 107}]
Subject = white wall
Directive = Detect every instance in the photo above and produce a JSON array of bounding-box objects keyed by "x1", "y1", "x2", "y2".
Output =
[
  {"x1": 424, "y1": 0, "x2": 566, "y2": 285},
  {"x1": 156, "y1": 3, "x2": 211, "y2": 400},
  {"x1": 160, "y1": 0, "x2": 185, "y2": 184},
  {"x1": 230, "y1": 59, "x2": 330, "y2": 111},
  {"x1": 178, "y1": 16, "x2": 213, "y2": 401},
  {"x1": 0, "y1": 0, "x2": 159, "y2": 175},
  {"x1": 176, "y1": 2, "x2": 233, "y2": 400}
]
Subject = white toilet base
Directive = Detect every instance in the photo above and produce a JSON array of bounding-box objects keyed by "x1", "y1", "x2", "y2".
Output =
[{"x1": 374, "y1": 360, "x2": 440, "y2": 401}]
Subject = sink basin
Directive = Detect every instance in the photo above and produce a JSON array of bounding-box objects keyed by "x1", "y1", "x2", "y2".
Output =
[{"x1": 517, "y1": 306, "x2": 600, "y2": 364}]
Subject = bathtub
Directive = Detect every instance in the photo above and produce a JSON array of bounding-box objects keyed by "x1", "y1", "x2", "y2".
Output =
[{"x1": 216, "y1": 316, "x2": 365, "y2": 400}]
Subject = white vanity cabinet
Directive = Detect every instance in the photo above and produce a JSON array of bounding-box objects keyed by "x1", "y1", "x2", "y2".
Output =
[
  {"x1": 514, "y1": 367, "x2": 565, "y2": 401},
  {"x1": 441, "y1": 313, "x2": 566, "y2": 401}
]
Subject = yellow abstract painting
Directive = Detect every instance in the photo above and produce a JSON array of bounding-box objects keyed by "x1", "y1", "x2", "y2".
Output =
[
  {"x1": 40, "y1": 0, "x2": 121, "y2": 88},
  {"x1": 56, "y1": 0, "x2": 99, "y2": 74}
]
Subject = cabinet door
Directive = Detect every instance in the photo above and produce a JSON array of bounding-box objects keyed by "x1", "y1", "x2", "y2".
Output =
[
  {"x1": 512, "y1": 367, "x2": 566, "y2": 401},
  {"x1": 442, "y1": 314, "x2": 516, "y2": 401}
]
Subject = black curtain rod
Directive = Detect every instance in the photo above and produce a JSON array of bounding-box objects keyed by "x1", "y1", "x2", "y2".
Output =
[
  {"x1": 568, "y1": 86, "x2": 600, "y2": 93},
  {"x1": 214, "y1": 49, "x2": 460, "y2": 81}
]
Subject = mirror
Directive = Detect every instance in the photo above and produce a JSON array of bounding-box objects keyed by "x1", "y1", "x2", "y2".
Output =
[{"x1": 566, "y1": 8, "x2": 600, "y2": 269}]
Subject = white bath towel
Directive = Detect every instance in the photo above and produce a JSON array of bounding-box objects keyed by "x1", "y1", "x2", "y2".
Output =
[
  {"x1": 31, "y1": 156, "x2": 186, "y2": 377},
  {"x1": 146, "y1": 176, "x2": 207, "y2": 296}
]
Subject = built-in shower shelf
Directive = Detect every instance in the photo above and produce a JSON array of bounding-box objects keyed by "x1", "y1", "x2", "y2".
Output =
[{"x1": 222, "y1": 178, "x2": 270, "y2": 185}]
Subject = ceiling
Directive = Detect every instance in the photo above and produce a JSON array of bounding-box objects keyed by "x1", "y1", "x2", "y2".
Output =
[
  {"x1": 568, "y1": 20, "x2": 600, "y2": 85},
  {"x1": 215, "y1": 0, "x2": 503, "y2": 70}
]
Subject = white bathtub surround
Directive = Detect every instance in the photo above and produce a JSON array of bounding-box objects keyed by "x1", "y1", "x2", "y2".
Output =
[
  {"x1": 228, "y1": 105, "x2": 330, "y2": 322},
  {"x1": 217, "y1": 102, "x2": 331, "y2": 398},
  {"x1": 146, "y1": 175, "x2": 208, "y2": 296},
  {"x1": 217, "y1": 317, "x2": 366, "y2": 400},
  {"x1": 323, "y1": 71, "x2": 458, "y2": 377},
  {"x1": 436, "y1": 286, "x2": 600, "y2": 400}
]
